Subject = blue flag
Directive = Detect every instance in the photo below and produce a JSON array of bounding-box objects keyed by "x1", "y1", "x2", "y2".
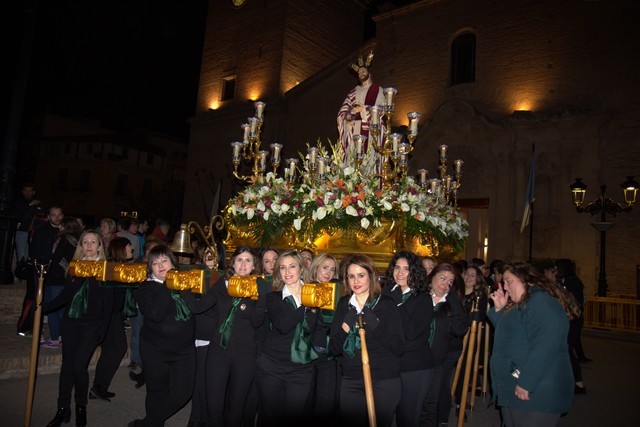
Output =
[{"x1": 520, "y1": 145, "x2": 536, "y2": 233}]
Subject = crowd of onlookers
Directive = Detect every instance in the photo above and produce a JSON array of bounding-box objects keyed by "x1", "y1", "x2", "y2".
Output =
[{"x1": 11, "y1": 182, "x2": 590, "y2": 427}]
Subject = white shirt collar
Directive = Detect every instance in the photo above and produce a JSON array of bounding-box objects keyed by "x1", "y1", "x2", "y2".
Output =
[
  {"x1": 349, "y1": 293, "x2": 364, "y2": 313},
  {"x1": 282, "y1": 284, "x2": 301, "y2": 307},
  {"x1": 150, "y1": 274, "x2": 164, "y2": 284}
]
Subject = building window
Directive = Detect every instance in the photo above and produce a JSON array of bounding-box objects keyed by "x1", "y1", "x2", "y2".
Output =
[
  {"x1": 221, "y1": 74, "x2": 237, "y2": 101},
  {"x1": 58, "y1": 169, "x2": 68, "y2": 190},
  {"x1": 116, "y1": 173, "x2": 128, "y2": 195},
  {"x1": 79, "y1": 169, "x2": 90, "y2": 191},
  {"x1": 450, "y1": 33, "x2": 476, "y2": 85}
]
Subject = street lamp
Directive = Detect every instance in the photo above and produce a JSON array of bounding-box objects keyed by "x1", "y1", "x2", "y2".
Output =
[{"x1": 569, "y1": 176, "x2": 639, "y2": 296}]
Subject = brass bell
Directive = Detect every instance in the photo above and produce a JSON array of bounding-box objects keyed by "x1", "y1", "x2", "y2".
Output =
[{"x1": 169, "y1": 224, "x2": 194, "y2": 255}]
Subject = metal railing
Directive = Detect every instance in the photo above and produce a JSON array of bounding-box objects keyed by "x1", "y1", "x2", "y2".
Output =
[{"x1": 584, "y1": 295, "x2": 640, "y2": 333}]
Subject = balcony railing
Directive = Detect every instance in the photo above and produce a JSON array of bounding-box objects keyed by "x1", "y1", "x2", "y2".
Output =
[{"x1": 584, "y1": 295, "x2": 640, "y2": 333}]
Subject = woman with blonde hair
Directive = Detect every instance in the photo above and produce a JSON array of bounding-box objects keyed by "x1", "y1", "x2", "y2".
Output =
[
  {"x1": 256, "y1": 250, "x2": 326, "y2": 425},
  {"x1": 45, "y1": 231, "x2": 111, "y2": 427}
]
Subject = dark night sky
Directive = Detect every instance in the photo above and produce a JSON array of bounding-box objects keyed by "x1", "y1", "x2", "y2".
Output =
[{"x1": 12, "y1": 0, "x2": 209, "y2": 139}]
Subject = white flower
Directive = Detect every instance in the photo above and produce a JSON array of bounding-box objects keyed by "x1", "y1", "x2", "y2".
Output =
[
  {"x1": 257, "y1": 201, "x2": 266, "y2": 212},
  {"x1": 281, "y1": 204, "x2": 290, "y2": 213},
  {"x1": 361, "y1": 217, "x2": 370, "y2": 229},
  {"x1": 333, "y1": 198, "x2": 342, "y2": 209},
  {"x1": 317, "y1": 206, "x2": 327, "y2": 220},
  {"x1": 293, "y1": 217, "x2": 304, "y2": 230},
  {"x1": 346, "y1": 205, "x2": 358, "y2": 216},
  {"x1": 264, "y1": 211, "x2": 270, "y2": 221},
  {"x1": 401, "y1": 203, "x2": 410, "y2": 212},
  {"x1": 247, "y1": 208, "x2": 255, "y2": 220},
  {"x1": 344, "y1": 166, "x2": 355, "y2": 176},
  {"x1": 382, "y1": 200, "x2": 393, "y2": 210}
]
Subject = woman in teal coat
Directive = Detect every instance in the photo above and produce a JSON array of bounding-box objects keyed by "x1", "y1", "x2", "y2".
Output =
[{"x1": 488, "y1": 262, "x2": 580, "y2": 427}]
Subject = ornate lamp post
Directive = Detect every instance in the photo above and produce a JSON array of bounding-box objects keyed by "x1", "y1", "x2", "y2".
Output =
[{"x1": 569, "y1": 176, "x2": 639, "y2": 296}]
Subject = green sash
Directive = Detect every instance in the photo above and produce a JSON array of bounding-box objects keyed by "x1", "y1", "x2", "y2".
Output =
[
  {"x1": 219, "y1": 297, "x2": 241, "y2": 349},
  {"x1": 342, "y1": 297, "x2": 379, "y2": 358},
  {"x1": 68, "y1": 279, "x2": 90, "y2": 318},
  {"x1": 285, "y1": 295, "x2": 318, "y2": 364},
  {"x1": 171, "y1": 291, "x2": 191, "y2": 321},
  {"x1": 123, "y1": 288, "x2": 137, "y2": 317},
  {"x1": 429, "y1": 301, "x2": 444, "y2": 346}
]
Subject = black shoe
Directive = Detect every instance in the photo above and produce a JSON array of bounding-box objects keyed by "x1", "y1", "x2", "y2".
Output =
[
  {"x1": 129, "y1": 370, "x2": 145, "y2": 388},
  {"x1": 89, "y1": 385, "x2": 111, "y2": 402},
  {"x1": 128, "y1": 419, "x2": 143, "y2": 427},
  {"x1": 574, "y1": 385, "x2": 587, "y2": 395},
  {"x1": 105, "y1": 390, "x2": 116, "y2": 398},
  {"x1": 46, "y1": 407, "x2": 71, "y2": 427},
  {"x1": 76, "y1": 405, "x2": 87, "y2": 427}
]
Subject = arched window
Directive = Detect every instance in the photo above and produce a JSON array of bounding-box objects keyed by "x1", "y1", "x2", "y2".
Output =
[{"x1": 450, "y1": 33, "x2": 476, "y2": 85}]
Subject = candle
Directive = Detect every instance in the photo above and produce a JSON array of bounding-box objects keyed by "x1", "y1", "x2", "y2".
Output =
[
  {"x1": 286, "y1": 158, "x2": 298, "y2": 181},
  {"x1": 370, "y1": 106, "x2": 382, "y2": 126},
  {"x1": 270, "y1": 143, "x2": 282, "y2": 164},
  {"x1": 354, "y1": 134, "x2": 364, "y2": 156},
  {"x1": 308, "y1": 147, "x2": 318, "y2": 166},
  {"x1": 439, "y1": 144, "x2": 448, "y2": 158},
  {"x1": 318, "y1": 157, "x2": 326, "y2": 176},
  {"x1": 384, "y1": 87, "x2": 397, "y2": 107},
  {"x1": 249, "y1": 117, "x2": 259, "y2": 137},
  {"x1": 399, "y1": 153, "x2": 408, "y2": 166},
  {"x1": 454, "y1": 159, "x2": 464, "y2": 174},
  {"x1": 429, "y1": 178, "x2": 441, "y2": 195},
  {"x1": 417, "y1": 169, "x2": 428, "y2": 187},
  {"x1": 390, "y1": 133, "x2": 402, "y2": 155},
  {"x1": 231, "y1": 142, "x2": 243, "y2": 162},
  {"x1": 407, "y1": 112, "x2": 421, "y2": 135},
  {"x1": 445, "y1": 175, "x2": 452, "y2": 192},
  {"x1": 398, "y1": 142, "x2": 409, "y2": 155},
  {"x1": 254, "y1": 101, "x2": 265, "y2": 120},
  {"x1": 258, "y1": 150, "x2": 268, "y2": 171},
  {"x1": 241, "y1": 123, "x2": 250, "y2": 143}
]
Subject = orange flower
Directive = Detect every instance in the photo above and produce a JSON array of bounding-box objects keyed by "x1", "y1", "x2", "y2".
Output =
[
  {"x1": 327, "y1": 181, "x2": 334, "y2": 190},
  {"x1": 342, "y1": 195, "x2": 351, "y2": 208},
  {"x1": 357, "y1": 191, "x2": 366, "y2": 201},
  {"x1": 375, "y1": 189, "x2": 383, "y2": 198},
  {"x1": 336, "y1": 179, "x2": 345, "y2": 190}
]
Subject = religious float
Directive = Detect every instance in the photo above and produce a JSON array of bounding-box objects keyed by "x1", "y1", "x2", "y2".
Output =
[{"x1": 222, "y1": 81, "x2": 469, "y2": 269}]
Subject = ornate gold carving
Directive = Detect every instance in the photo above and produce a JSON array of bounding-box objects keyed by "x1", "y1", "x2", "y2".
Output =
[
  {"x1": 110, "y1": 263, "x2": 147, "y2": 283},
  {"x1": 165, "y1": 270, "x2": 205, "y2": 294},
  {"x1": 228, "y1": 275, "x2": 262, "y2": 300},
  {"x1": 69, "y1": 260, "x2": 107, "y2": 281},
  {"x1": 302, "y1": 282, "x2": 340, "y2": 311}
]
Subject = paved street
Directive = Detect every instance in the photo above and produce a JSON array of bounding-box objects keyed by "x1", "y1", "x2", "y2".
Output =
[{"x1": 1, "y1": 331, "x2": 638, "y2": 426}]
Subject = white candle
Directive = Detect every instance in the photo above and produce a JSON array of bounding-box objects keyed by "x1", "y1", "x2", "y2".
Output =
[
  {"x1": 430, "y1": 178, "x2": 441, "y2": 195},
  {"x1": 231, "y1": 142, "x2": 243, "y2": 162},
  {"x1": 308, "y1": 147, "x2": 318, "y2": 166},
  {"x1": 407, "y1": 112, "x2": 421, "y2": 135},
  {"x1": 399, "y1": 142, "x2": 409, "y2": 155},
  {"x1": 390, "y1": 133, "x2": 401, "y2": 154},
  {"x1": 354, "y1": 134, "x2": 364, "y2": 156},
  {"x1": 318, "y1": 157, "x2": 326, "y2": 176},
  {"x1": 286, "y1": 158, "x2": 298, "y2": 180},
  {"x1": 384, "y1": 87, "x2": 397, "y2": 107},
  {"x1": 258, "y1": 150, "x2": 268, "y2": 171},
  {"x1": 249, "y1": 117, "x2": 259, "y2": 137},
  {"x1": 254, "y1": 101, "x2": 265, "y2": 120},
  {"x1": 439, "y1": 144, "x2": 448, "y2": 158},
  {"x1": 455, "y1": 159, "x2": 464, "y2": 174},
  {"x1": 241, "y1": 123, "x2": 250, "y2": 142},
  {"x1": 270, "y1": 143, "x2": 282, "y2": 164},
  {"x1": 370, "y1": 106, "x2": 381, "y2": 126},
  {"x1": 417, "y1": 169, "x2": 428, "y2": 186}
]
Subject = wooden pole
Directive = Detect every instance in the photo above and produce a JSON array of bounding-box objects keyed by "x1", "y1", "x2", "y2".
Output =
[
  {"x1": 23, "y1": 262, "x2": 47, "y2": 427},
  {"x1": 451, "y1": 329, "x2": 470, "y2": 398},
  {"x1": 457, "y1": 319, "x2": 478, "y2": 427},
  {"x1": 470, "y1": 321, "x2": 483, "y2": 411},
  {"x1": 482, "y1": 317, "x2": 490, "y2": 397},
  {"x1": 358, "y1": 315, "x2": 377, "y2": 427}
]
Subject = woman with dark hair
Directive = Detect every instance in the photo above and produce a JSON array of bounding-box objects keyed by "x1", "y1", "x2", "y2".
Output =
[
  {"x1": 45, "y1": 231, "x2": 111, "y2": 427},
  {"x1": 382, "y1": 251, "x2": 433, "y2": 427},
  {"x1": 259, "y1": 247, "x2": 280, "y2": 276},
  {"x1": 204, "y1": 246, "x2": 267, "y2": 426},
  {"x1": 129, "y1": 245, "x2": 216, "y2": 427},
  {"x1": 555, "y1": 258, "x2": 588, "y2": 394},
  {"x1": 489, "y1": 262, "x2": 579, "y2": 426},
  {"x1": 42, "y1": 217, "x2": 83, "y2": 348},
  {"x1": 89, "y1": 237, "x2": 133, "y2": 402},
  {"x1": 330, "y1": 254, "x2": 404, "y2": 427},
  {"x1": 256, "y1": 250, "x2": 326, "y2": 425},
  {"x1": 420, "y1": 263, "x2": 468, "y2": 426}
]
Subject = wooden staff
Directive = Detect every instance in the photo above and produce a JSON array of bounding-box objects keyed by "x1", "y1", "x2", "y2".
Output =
[
  {"x1": 23, "y1": 262, "x2": 48, "y2": 427},
  {"x1": 358, "y1": 314, "x2": 377, "y2": 427},
  {"x1": 457, "y1": 298, "x2": 479, "y2": 427},
  {"x1": 451, "y1": 329, "x2": 470, "y2": 398},
  {"x1": 470, "y1": 320, "x2": 483, "y2": 411},
  {"x1": 482, "y1": 303, "x2": 491, "y2": 397}
]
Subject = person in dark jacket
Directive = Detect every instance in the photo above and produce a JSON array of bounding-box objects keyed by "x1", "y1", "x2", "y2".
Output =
[
  {"x1": 89, "y1": 237, "x2": 134, "y2": 402},
  {"x1": 44, "y1": 231, "x2": 111, "y2": 427},
  {"x1": 205, "y1": 246, "x2": 267, "y2": 427},
  {"x1": 489, "y1": 262, "x2": 579, "y2": 427},
  {"x1": 41, "y1": 217, "x2": 82, "y2": 347},
  {"x1": 255, "y1": 250, "x2": 326, "y2": 426},
  {"x1": 330, "y1": 254, "x2": 404, "y2": 427},
  {"x1": 382, "y1": 251, "x2": 433, "y2": 427},
  {"x1": 420, "y1": 263, "x2": 468, "y2": 426},
  {"x1": 128, "y1": 245, "x2": 216, "y2": 427}
]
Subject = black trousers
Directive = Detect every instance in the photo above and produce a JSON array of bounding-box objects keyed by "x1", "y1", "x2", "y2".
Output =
[
  {"x1": 397, "y1": 369, "x2": 433, "y2": 427},
  {"x1": 206, "y1": 345, "x2": 257, "y2": 427},
  {"x1": 339, "y1": 375, "x2": 401, "y2": 427},
  {"x1": 189, "y1": 344, "x2": 209, "y2": 424},
  {"x1": 93, "y1": 312, "x2": 127, "y2": 391},
  {"x1": 140, "y1": 340, "x2": 195, "y2": 427},
  {"x1": 58, "y1": 321, "x2": 102, "y2": 407},
  {"x1": 420, "y1": 364, "x2": 444, "y2": 427},
  {"x1": 255, "y1": 353, "x2": 314, "y2": 426},
  {"x1": 312, "y1": 356, "x2": 340, "y2": 421}
]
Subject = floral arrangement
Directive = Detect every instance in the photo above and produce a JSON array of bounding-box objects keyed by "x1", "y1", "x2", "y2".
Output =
[{"x1": 227, "y1": 140, "x2": 468, "y2": 252}]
